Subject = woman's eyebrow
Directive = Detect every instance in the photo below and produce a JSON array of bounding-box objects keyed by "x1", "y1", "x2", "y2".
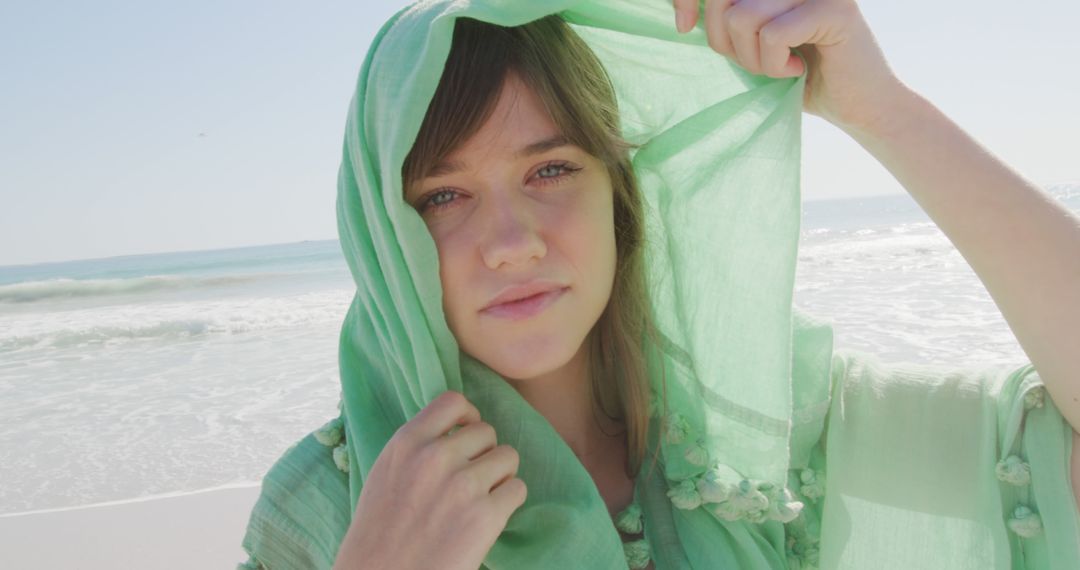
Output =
[
  {"x1": 514, "y1": 134, "x2": 572, "y2": 159},
  {"x1": 424, "y1": 134, "x2": 572, "y2": 179}
]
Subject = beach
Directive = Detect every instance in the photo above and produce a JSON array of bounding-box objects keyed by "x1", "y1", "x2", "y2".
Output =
[
  {"x1": 0, "y1": 187, "x2": 1077, "y2": 567},
  {"x1": 0, "y1": 485, "x2": 260, "y2": 569}
]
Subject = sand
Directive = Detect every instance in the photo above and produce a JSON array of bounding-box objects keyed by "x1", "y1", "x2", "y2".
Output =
[{"x1": 0, "y1": 485, "x2": 262, "y2": 569}]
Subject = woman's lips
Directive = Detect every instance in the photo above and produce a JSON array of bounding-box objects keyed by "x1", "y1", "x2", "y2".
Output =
[{"x1": 481, "y1": 287, "x2": 568, "y2": 320}]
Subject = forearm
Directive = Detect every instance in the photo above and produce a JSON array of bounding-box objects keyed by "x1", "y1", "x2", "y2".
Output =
[{"x1": 840, "y1": 86, "x2": 1080, "y2": 433}]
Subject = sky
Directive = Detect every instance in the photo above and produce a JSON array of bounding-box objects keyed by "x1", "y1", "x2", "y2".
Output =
[{"x1": 1, "y1": 0, "x2": 1077, "y2": 267}]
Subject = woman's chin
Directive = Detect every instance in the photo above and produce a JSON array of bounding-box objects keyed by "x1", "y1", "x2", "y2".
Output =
[
  {"x1": 493, "y1": 356, "x2": 568, "y2": 383},
  {"x1": 477, "y1": 338, "x2": 581, "y2": 382}
]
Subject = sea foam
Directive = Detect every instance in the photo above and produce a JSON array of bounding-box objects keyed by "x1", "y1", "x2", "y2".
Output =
[{"x1": 0, "y1": 274, "x2": 268, "y2": 304}]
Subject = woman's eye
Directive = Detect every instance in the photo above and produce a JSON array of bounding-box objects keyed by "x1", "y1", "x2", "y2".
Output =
[
  {"x1": 429, "y1": 190, "x2": 457, "y2": 207},
  {"x1": 418, "y1": 189, "x2": 460, "y2": 214},
  {"x1": 535, "y1": 162, "x2": 581, "y2": 183},
  {"x1": 417, "y1": 161, "x2": 582, "y2": 214}
]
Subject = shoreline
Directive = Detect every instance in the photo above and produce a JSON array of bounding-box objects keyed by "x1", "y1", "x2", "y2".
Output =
[{"x1": 0, "y1": 481, "x2": 262, "y2": 518}]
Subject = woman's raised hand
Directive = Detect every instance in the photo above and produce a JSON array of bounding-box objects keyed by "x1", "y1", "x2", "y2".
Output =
[
  {"x1": 333, "y1": 390, "x2": 527, "y2": 570},
  {"x1": 672, "y1": 0, "x2": 910, "y2": 135}
]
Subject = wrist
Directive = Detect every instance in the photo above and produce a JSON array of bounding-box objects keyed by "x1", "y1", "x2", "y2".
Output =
[{"x1": 839, "y1": 82, "x2": 930, "y2": 145}]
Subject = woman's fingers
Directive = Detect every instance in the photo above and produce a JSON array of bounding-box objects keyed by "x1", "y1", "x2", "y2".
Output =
[
  {"x1": 727, "y1": 0, "x2": 803, "y2": 75},
  {"x1": 465, "y1": 444, "x2": 521, "y2": 494},
  {"x1": 442, "y1": 419, "x2": 499, "y2": 465},
  {"x1": 679, "y1": 0, "x2": 813, "y2": 78},
  {"x1": 760, "y1": 2, "x2": 824, "y2": 77},
  {"x1": 723, "y1": 1, "x2": 764, "y2": 73},
  {"x1": 672, "y1": 0, "x2": 701, "y2": 33},
  {"x1": 487, "y1": 476, "x2": 528, "y2": 522},
  {"x1": 700, "y1": 0, "x2": 735, "y2": 55},
  {"x1": 406, "y1": 390, "x2": 482, "y2": 443}
]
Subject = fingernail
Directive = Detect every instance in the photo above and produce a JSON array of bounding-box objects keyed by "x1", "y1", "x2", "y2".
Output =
[{"x1": 676, "y1": 11, "x2": 689, "y2": 34}]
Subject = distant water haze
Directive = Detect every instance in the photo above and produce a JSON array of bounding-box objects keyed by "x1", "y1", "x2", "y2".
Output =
[{"x1": 1, "y1": 186, "x2": 1077, "y2": 514}]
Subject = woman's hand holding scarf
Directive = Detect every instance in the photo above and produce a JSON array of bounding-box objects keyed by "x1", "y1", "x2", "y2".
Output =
[
  {"x1": 679, "y1": 0, "x2": 1080, "y2": 511},
  {"x1": 332, "y1": 391, "x2": 527, "y2": 570},
  {"x1": 671, "y1": 0, "x2": 908, "y2": 136}
]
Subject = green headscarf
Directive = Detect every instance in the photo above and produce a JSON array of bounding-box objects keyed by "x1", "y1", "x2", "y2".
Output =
[{"x1": 240, "y1": 0, "x2": 1080, "y2": 568}]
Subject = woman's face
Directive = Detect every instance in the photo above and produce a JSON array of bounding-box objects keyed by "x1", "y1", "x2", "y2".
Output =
[{"x1": 406, "y1": 72, "x2": 617, "y2": 381}]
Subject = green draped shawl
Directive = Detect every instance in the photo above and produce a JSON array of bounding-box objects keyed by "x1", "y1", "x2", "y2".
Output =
[{"x1": 239, "y1": 0, "x2": 1080, "y2": 568}]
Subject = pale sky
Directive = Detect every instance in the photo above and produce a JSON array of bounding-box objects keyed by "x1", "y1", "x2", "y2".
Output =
[{"x1": 2, "y1": 0, "x2": 1077, "y2": 266}]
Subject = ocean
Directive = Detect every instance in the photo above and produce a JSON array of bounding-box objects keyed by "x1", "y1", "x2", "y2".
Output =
[{"x1": 1, "y1": 185, "x2": 1077, "y2": 515}]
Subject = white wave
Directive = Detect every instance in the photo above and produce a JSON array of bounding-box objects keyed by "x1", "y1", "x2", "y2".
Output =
[
  {"x1": 0, "y1": 290, "x2": 354, "y2": 352},
  {"x1": 0, "y1": 274, "x2": 267, "y2": 304},
  {"x1": 1047, "y1": 183, "x2": 1079, "y2": 201}
]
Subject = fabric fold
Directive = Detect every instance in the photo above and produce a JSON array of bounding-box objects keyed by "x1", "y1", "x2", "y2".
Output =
[{"x1": 817, "y1": 349, "x2": 1080, "y2": 569}]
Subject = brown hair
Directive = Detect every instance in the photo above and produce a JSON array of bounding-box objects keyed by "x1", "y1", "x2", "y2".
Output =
[{"x1": 402, "y1": 15, "x2": 669, "y2": 481}]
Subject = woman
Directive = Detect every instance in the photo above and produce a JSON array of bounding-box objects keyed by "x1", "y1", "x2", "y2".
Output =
[{"x1": 239, "y1": 0, "x2": 1080, "y2": 568}]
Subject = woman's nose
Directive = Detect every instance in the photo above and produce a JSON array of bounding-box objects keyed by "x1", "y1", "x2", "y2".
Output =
[{"x1": 479, "y1": 193, "x2": 547, "y2": 270}]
